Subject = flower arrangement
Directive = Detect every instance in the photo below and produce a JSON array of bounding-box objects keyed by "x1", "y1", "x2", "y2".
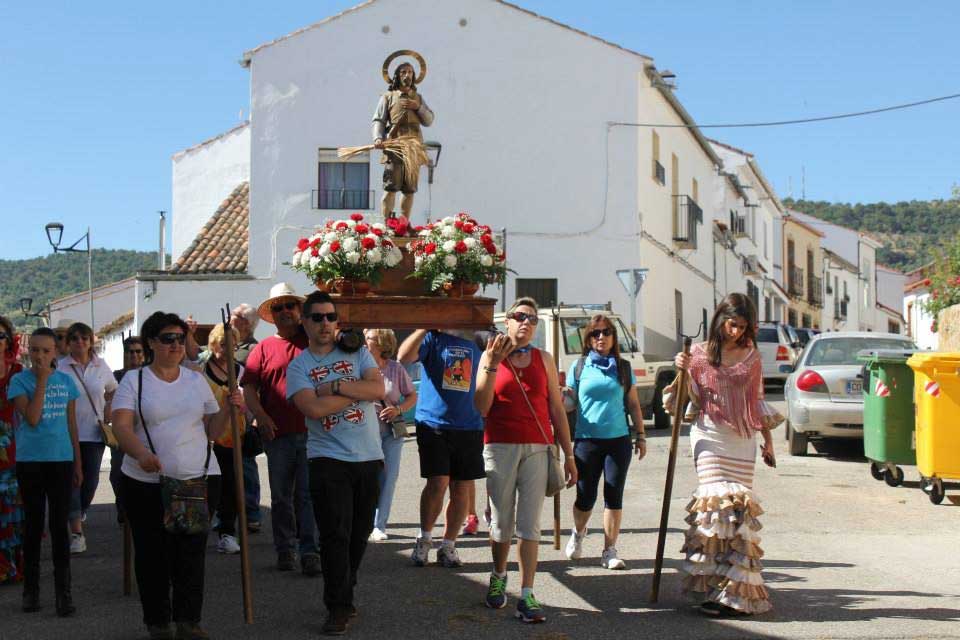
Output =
[
  {"x1": 408, "y1": 213, "x2": 508, "y2": 292},
  {"x1": 290, "y1": 213, "x2": 404, "y2": 287},
  {"x1": 920, "y1": 237, "x2": 960, "y2": 333},
  {"x1": 384, "y1": 214, "x2": 420, "y2": 238}
]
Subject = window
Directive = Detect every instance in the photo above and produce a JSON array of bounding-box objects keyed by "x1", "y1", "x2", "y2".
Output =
[
  {"x1": 652, "y1": 131, "x2": 665, "y2": 185},
  {"x1": 888, "y1": 320, "x2": 901, "y2": 334},
  {"x1": 764, "y1": 296, "x2": 772, "y2": 322},
  {"x1": 788, "y1": 309, "x2": 798, "y2": 327},
  {"x1": 315, "y1": 149, "x2": 371, "y2": 210},
  {"x1": 802, "y1": 313, "x2": 811, "y2": 328},
  {"x1": 746, "y1": 280, "x2": 760, "y2": 312},
  {"x1": 515, "y1": 278, "x2": 557, "y2": 308},
  {"x1": 763, "y1": 220, "x2": 769, "y2": 259}
]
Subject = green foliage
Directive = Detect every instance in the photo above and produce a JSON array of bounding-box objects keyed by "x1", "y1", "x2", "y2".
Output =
[
  {"x1": 783, "y1": 197, "x2": 960, "y2": 272},
  {"x1": 920, "y1": 237, "x2": 960, "y2": 333},
  {"x1": 0, "y1": 250, "x2": 164, "y2": 332}
]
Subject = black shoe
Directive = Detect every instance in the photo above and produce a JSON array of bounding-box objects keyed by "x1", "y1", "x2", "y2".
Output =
[
  {"x1": 22, "y1": 563, "x2": 40, "y2": 612},
  {"x1": 55, "y1": 568, "x2": 76, "y2": 617},
  {"x1": 301, "y1": 552, "x2": 322, "y2": 577},
  {"x1": 22, "y1": 590, "x2": 40, "y2": 613},
  {"x1": 147, "y1": 624, "x2": 175, "y2": 640},
  {"x1": 277, "y1": 550, "x2": 296, "y2": 571},
  {"x1": 175, "y1": 622, "x2": 210, "y2": 639},
  {"x1": 322, "y1": 608, "x2": 350, "y2": 635}
]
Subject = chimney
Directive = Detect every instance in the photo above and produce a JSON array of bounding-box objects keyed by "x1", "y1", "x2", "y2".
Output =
[{"x1": 158, "y1": 210, "x2": 167, "y2": 270}]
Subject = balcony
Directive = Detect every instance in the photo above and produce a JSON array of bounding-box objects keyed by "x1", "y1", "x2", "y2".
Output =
[
  {"x1": 788, "y1": 265, "x2": 805, "y2": 298},
  {"x1": 730, "y1": 213, "x2": 748, "y2": 238},
  {"x1": 672, "y1": 195, "x2": 703, "y2": 249},
  {"x1": 311, "y1": 189, "x2": 374, "y2": 210},
  {"x1": 808, "y1": 274, "x2": 823, "y2": 308},
  {"x1": 653, "y1": 160, "x2": 666, "y2": 185}
]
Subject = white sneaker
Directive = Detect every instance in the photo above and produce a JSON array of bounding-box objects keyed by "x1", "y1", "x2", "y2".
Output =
[
  {"x1": 565, "y1": 530, "x2": 585, "y2": 560},
  {"x1": 436, "y1": 543, "x2": 462, "y2": 568},
  {"x1": 369, "y1": 528, "x2": 388, "y2": 542},
  {"x1": 217, "y1": 534, "x2": 241, "y2": 554},
  {"x1": 601, "y1": 546, "x2": 626, "y2": 570},
  {"x1": 412, "y1": 537, "x2": 432, "y2": 566},
  {"x1": 70, "y1": 533, "x2": 86, "y2": 555}
]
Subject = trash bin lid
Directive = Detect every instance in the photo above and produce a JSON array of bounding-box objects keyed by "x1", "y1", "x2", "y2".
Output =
[
  {"x1": 907, "y1": 351, "x2": 960, "y2": 370},
  {"x1": 857, "y1": 348, "x2": 919, "y2": 364}
]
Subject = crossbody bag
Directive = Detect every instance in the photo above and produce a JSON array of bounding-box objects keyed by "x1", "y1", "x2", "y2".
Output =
[
  {"x1": 138, "y1": 368, "x2": 212, "y2": 536},
  {"x1": 71, "y1": 363, "x2": 119, "y2": 449}
]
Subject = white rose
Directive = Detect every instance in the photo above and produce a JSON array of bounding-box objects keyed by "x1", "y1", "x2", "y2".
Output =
[
  {"x1": 442, "y1": 216, "x2": 455, "y2": 225},
  {"x1": 346, "y1": 219, "x2": 357, "y2": 228},
  {"x1": 464, "y1": 237, "x2": 478, "y2": 248},
  {"x1": 319, "y1": 243, "x2": 331, "y2": 257},
  {"x1": 346, "y1": 251, "x2": 361, "y2": 264},
  {"x1": 480, "y1": 255, "x2": 494, "y2": 267},
  {"x1": 441, "y1": 226, "x2": 456, "y2": 238},
  {"x1": 442, "y1": 240, "x2": 457, "y2": 252},
  {"x1": 385, "y1": 250, "x2": 401, "y2": 267},
  {"x1": 342, "y1": 237, "x2": 358, "y2": 252},
  {"x1": 443, "y1": 254, "x2": 457, "y2": 268},
  {"x1": 414, "y1": 256, "x2": 423, "y2": 268},
  {"x1": 418, "y1": 229, "x2": 432, "y2": 237},
  {"x1": 309, "y1": 256, "x2": 322, "y2": 269},
  {"x1": 367, "y1": 248, "x2": 382, "y2": 263},
  {"x1": 292, "y1": 251, "x2": 303, "y2": 267},
  {"x1": 372, "y1": 223, "x2": 386, "y2": 232},
  {"x1": 324, "y1": 231, "x2": 338, "y2": 243}
]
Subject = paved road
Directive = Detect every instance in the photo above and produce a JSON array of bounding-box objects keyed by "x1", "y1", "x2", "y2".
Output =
[{"x1": 4, "y1": 391, "x2": 959, "y2": 639}]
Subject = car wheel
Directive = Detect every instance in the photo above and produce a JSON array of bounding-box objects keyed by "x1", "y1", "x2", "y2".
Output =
[
  {"x1": 651, "y1": 376, "x2": 672, "y2": 430},
  {"x1": 929, "y1": 479, "x2": 945, "y2": 505},
  {"x1": 869, "y1": 462, "x2": 884, "y2": 481},
  {"x1": 883, "y1": 466, "x2": 904, "y2": 487},
  {"x1": 787, "y1": 421, "x2": 808, "y2": 456}
]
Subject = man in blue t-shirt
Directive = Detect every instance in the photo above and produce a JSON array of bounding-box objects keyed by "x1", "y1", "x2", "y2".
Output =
[
  {"x1": 288, "y1": 291, "x2": 384, "y2": 636},
  {"x1": 398, "y1": 329, "x2": 483, "y2": 568}
]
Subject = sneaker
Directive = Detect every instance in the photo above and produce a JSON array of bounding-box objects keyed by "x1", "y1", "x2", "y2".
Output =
[
  {"x1": 70, "y1": 533, "x2": 86, "y2": 555},
  {"x1": 462, "y1": 514, "x2": 480, "y2": 536},
  {"x1": 322, "y1": 608, "x2": 351, "y2": 635},
  {"x1": 175, "y1": 622, "x2": 210, "y2": 639},
  {"x1": 301, "y1": 552, "x2": 322, "y2": 577},
  {"x1": 246, "y1": 520, "x2": 261, "y2": 533},
  {"x1": 485, "y1": 574, "x2": 508, "y2": 609},
  {"x1": 217, "y1": 534, "x2": 241, "y2": 555},
  {"x1": 411, "y1": 537, "x2": 432, "y2": 567},
  {"x1": 277, "y1": 550, "x2": 296, "y2": 571},
  {"x1": 515, "y1": 593, "x2": 546, "y2": 623},
  {"x1": 601, "y1": 546, "x2": 626, "y2": 570},
  {"x1": 564, "y1": 530, "x2": 585, "y2": 560},
  {"x1": 484, "y1": 505, "x2": 492, "y2": 526},
  {"x1": 369, "y1": 527, "x2": 388, "y2": 541},
  {"x1": 436, "y1": 543, "x2": 462, "y2": 568}
]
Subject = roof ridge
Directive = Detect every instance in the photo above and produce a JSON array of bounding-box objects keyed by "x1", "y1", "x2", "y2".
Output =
[{"x1": 172, "y1": 121, "x2": 250, "y2": 160}]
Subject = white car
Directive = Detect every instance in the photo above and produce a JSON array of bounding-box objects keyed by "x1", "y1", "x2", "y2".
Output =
[
  {"x1": 757, "y1": 322, "x2": 801, "y2": 383},
  {"x1": 783, "y1": 332, "x2": 916, "y2": 455}
]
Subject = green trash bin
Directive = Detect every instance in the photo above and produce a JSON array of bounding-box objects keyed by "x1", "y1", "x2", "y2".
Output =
[{"x1": 858, "y1": 349, "x2": 917, "y2": 487}]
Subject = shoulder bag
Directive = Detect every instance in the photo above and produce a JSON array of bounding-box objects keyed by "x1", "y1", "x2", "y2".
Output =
[
  {"x1": 71, "y1": 363, "x2": 119, "y2": 449},
  {"x1": 138, "y1": 368, "x2": 212, "y2": 536},
  {"x1": 505, "y1": 360, "x2": 566, "y2": 498}
]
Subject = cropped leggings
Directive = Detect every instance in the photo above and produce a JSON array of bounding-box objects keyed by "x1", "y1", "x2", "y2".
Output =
[{"x1": 573, "y1": 436, "x2": 632, "y2": 511}]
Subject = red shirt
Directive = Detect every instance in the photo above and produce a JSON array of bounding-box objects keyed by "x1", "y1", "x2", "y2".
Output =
[
  {"x1": 240, "y1": 331, "x2": 308, "y2": 436},
  {"x1": 483, "y1": 349, "x2": 554, "y2": 445}
]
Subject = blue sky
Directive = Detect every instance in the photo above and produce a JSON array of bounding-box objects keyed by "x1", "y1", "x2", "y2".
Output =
[{"x1": 2, "y1": 0, "x2": 958, "y2": 260}]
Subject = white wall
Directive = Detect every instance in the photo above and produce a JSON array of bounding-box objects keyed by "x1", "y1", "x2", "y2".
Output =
[
  {"x1": 49, "y1": 278, "x2": 135, "y2": 334},
  {"x1": 877, "y1": 267, "x2": 906, "y2": 315},
  {"x1": 171, "y1": 124, "x2": 251, "y2": 261},
  {"x1": 904, "y1": 290, "x2": 937, "y2": 350},
  {"x1": 97, "y1": 320, "x2": 135, "y2": 371},
  {"x1": 822, "y1": 260, "x2": 859, "y2": 331}
]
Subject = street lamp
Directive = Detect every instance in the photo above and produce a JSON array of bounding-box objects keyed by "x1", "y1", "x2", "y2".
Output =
[
  {"x1": 45, "y1": 222, "x2": 94, "y2": 329},
  {"x1": 424, "y1": 141, "x2": 442, "y2": 185},
  {"x1": 19, "y1": 297, "x2": 49, "y2": 326}
]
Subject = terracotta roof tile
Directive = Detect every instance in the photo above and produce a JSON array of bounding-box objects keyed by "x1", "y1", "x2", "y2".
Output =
[{"x1": 170, "y1": 182, "x2": 249, "y2": 275}]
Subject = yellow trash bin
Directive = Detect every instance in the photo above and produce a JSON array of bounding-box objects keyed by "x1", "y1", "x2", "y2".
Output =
[{"x1": 907, "y1": 352, "x2": 960, "y2": 504}]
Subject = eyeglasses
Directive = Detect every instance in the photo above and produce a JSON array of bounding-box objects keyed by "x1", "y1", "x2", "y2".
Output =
[
  {"x1": 55, "y1": 333, "x2": 67, "y2": 341},
  {"x1": 307, "y1": 312, "x2": 338, "y2": 323},
  {"x1": 506, "y1": 311, "x2": 539, "y2": 325},
  {"x1": 157, "y1": 333, "x2": 187, "y2": 345},
  {"x1": 589, "y1": 328, "x2": 613, "y2": 339},
  {"x1": 270, "y1": 301, "x2": 299, "y2": 313}
]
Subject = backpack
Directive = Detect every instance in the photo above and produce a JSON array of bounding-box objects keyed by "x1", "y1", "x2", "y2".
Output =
[{"x1": 567, "y1": 356, "x2": 633, "y2": 435}]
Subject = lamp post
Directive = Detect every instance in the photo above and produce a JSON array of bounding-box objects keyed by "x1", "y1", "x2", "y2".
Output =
[
  {"x1": 45, "y1": 223, "x2": 94, "y2": 329},
  {"x1": 19, "y1": 297, "x2": 49, "y2": 327}
]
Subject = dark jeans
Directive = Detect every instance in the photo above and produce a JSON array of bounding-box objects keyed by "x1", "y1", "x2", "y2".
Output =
[
  {"x1": 309, "y1": 458, "x2": 381, "y2": 611},
  {"x1": 242, "y1": 454, "x2": 261, "y2": 524},
  {"x1": 110, "y1": 448, "x2": 125, "y2": 514},
  {"x1": 264, "y1": 432, "x2": 317, "y2": 555},
  {"x1": 213, "y1": 445, "x2": 237, "y2": 536},
  {"x1": 70, "y1": 441, "x2": 105, "y2": 521},
  {"x1": 122, "y1": 475, "x2": 208, "y2": 626},
  {"x1": 17, "y1": 461, "x2": 73, "y2": 581},
  {"x1": 574, "y1": 436, "x2": 633, "y2": 511}
]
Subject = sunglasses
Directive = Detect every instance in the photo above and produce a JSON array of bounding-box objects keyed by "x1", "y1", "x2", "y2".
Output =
[
  {"x1": 55, "y1": 334, "x2": 67, "y2": 341},
  {"x1": 0, "y1": 332, "x2": 8, "y2": 341},
  {"x1": 589, "y1": 328, "x2": 613, "y2": 339},
  {"x1": 307, "y1": 312, "x2": 338, "y2": 323},
  {"x1": 157, "y1": 332, "x2": 187, "y2": 345},
  {"x1": 507, "y1": 311, "x2": 539, "y2": 325},
  {"x1": 270, "y1": 301, "x2": 299, "y2": 313}
]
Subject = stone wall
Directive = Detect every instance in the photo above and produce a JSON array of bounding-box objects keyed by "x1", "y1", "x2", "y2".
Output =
[{"x1": 937, "y1": 304, "x2": 960, "y2": 351}]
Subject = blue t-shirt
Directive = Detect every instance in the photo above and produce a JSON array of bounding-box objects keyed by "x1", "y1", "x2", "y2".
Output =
[
  {"x1": 414, "y1": 331, "x2": 482, "y2": 431},
  {"x1": 7, "y1": 370, "x2": 79, "y2": 462},
  {"x1": 566, "y1": 357, "x2": 636, "y2": 440},
  {"x1": 287, "y1": 346, "x2": 383, "y2": 462}
]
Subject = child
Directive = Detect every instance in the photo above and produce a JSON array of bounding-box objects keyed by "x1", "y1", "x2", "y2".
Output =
[{"x1": 8, "y1": 327, "x2": 82, "y2": 616}]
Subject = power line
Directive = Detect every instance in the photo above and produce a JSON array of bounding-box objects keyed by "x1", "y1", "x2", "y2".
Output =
[{"x1": 609, "y1": 92, "x2": 960, "y2": 129}]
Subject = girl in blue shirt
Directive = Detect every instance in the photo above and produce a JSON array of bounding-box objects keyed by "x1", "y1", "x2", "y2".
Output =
[{"x1": 9, "y1": 327, "x2": 82, "y2": 616}]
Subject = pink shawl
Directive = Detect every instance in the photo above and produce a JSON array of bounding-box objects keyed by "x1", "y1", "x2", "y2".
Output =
[{"x1": 687, "y1": 342, "x2": 766, "y2": 438}]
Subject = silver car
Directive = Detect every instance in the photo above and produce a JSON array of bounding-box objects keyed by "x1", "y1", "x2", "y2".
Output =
[
  {"x1": 783, "y1": 332, "x2": 916, "y2": 455},
  {"x1": 757, "y1": 322, "x2": 801, "y2": 383}
]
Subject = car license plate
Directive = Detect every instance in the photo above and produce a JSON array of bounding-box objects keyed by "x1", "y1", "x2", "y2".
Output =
[{"x1": 846, "y1": 380, "x2": 862, "y2": 395}]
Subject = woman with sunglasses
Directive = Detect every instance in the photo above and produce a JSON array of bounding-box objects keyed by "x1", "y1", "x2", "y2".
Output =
[
  {"x1": 112, "y1": 311, "x2": 241, "y2": 640},
  {"x1": 0, "y1": 315, "x2": 24, "y2": 585},
  {"x1": 475, "y1": 298, "x2": 577, "y2": 623},
  {"x1": 58, "y1": 322, "x2": 118, "y2": 554},
  {"x1": 672, "y1": 293, "x2": 777, "y2": 617},
  {"x1": 563, "y1": 315, "x2": 645, "y2": 570}
]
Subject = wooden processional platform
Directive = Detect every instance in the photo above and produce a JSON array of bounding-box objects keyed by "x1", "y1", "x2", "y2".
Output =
[{"x1": 331, "y1": 294, "x2": 496, "y2": 330}]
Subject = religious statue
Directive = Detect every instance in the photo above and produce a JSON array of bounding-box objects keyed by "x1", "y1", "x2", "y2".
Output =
[{"x1": 372, "y1": 50, "x2": 434, "y2": 218}]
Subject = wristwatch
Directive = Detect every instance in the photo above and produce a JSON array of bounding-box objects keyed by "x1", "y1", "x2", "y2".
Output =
[{"x1": 332, "y1": 379, "x2": 341, "y2": 395}]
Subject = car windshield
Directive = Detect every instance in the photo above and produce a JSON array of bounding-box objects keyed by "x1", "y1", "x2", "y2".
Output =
[
  {"x1": 560, "y1": 316, "x2": 638, "y2": 355},
  {"x1": 757, "y1": 327, "x2": 780, "y2": 343},
  {"x1": 805, "y1": 337, "x2": 915, "y2": 366}
]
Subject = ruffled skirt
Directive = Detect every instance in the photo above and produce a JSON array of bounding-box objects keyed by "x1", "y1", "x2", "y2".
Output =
[
  {"x1": 680, "y1": 417, "x2": 771, "y2": 614},
  {"x1": 0, "y1": 465, "x2": 23, "y2": 584}
]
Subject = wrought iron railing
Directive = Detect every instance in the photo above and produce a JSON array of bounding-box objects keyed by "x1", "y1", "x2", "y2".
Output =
[
  {"x1": 730, "y1": 213, "x2": 748, "y2": 237},
  {"x1": 808, "y1": 275, "x2": 823, "y2": 308},
  {"x1": 788, "y1": 265, "x2": 805, "y2": 298},
  {"x1": 672, "y1": 195, "x2": 702, "y2": 249},
  {"x1": 311, "y1": 189, "x2": 374, "y2": 210},
  {"x1": 653, "y1": 160, "x2": 666, "y2": 185}
]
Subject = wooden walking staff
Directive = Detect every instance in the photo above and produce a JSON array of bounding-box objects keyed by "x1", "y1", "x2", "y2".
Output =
[
  {"x1": 649, "y1": 336, "x2": 692, "y2": 603},
  {"x1": 123, "y1": 521, "x2": 133, "y2": 595},
  {"x1": 222, "y1": 305, "x2": 254, "y2": 624}
]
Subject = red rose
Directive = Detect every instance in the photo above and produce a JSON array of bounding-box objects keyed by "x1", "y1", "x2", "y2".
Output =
[
  {"x1": 310, "y1": 237, "x2": 322, "y2": 248},
  {"x1": 311, "y1": 247, "x2": 319, "y2": 257},
  {"x1": 480, "y1": 233, "x2": 493, "y2": 246},
  {"x1": 371, "y1": 227, "x2": 383, "y2": 236},
  {"x1": 297, "y1": 238, "x2": 310, "y2": 251},
  {"x1": 424, "y1": 242, "x2": 437, "y2": 255},
  {"x1": 426, "y1": 223, "x2": 435, "y2": 230},
  {"x1": 454, "y1": 241, "x2": 468, "y2": 254},
  {"x1": 462, "y1": 223, "x2": 475, "y2": 233},
  {"x1": 413, "y1": 225, "x2": 425, "y2": 232},
  {"x1": 454, "y1": 220, "x2": 464, "y2": 230},
  {"x1": 485, "y1": 243, "x2": 497, "y2": 255},
  {"x1": 383, "y1": 239, "x2": 395, "y2": 249},
  {"x1": 497, "y1": 253, "x2": 506, "y2": 262},
  {"x1": 350, "y1": 213, "x2": 364, "y2": 222},
  {"x1": 386, "y1": 218, "x2": 398, "y2": 229},
  {"x1": 336, "y1": 222, "x2": 348, "y2": 230},
  {"x1": 361, "y1": 237, "x2": 377, "y2": 250},
  {"x1": 480, "y1": 225, "x2": 491, "y2": 234},
  {"x1": 329, "y1": 240, "x2": 341, "y2": 252}
]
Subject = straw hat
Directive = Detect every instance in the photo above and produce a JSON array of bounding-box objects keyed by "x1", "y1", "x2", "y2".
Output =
[
  {"x1": 257, "y1": 283, "x2": 305, "y2": 324},
  {"x1": 55, "y1": 318, "x2": 78, "y2": 332}
]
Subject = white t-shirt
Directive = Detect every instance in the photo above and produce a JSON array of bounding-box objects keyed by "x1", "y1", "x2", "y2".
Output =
[
  {"x1": 59, "y1": 355, "x2": 119, "y2": 442},
  {"x1": 113, "y1": 366, "x2": 221, "y2": 483}
]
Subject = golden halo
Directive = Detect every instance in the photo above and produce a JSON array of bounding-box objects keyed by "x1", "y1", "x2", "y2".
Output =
[{"x1": 382, "y1": 49, "x2": 427, "y2": 85}]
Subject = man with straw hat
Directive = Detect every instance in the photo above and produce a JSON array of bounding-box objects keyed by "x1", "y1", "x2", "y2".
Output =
[
  {"x1": 240, "y1": 283, "x2": 321, "y2": 576},
  {"x1": 53, "y1": 319, "x2": 77, "y2": 360}
]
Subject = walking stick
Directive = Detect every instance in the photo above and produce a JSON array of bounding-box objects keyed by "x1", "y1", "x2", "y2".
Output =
[
  {"x1": 553, "y1": 494, "x2": 561, "y2": 550},
  {"x1": 222, "y1": 306, "x2": 254, "y2": 624},
  {"x1": 123, "y1": 520, "x2": 133, "y2": 595},
  {"x1": 649, "y1": 336, "x2": 692, "y2": 603}
]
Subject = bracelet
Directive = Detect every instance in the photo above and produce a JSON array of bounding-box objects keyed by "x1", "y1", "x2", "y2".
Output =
[
  {"x1": 332, "y1": 379, "x2": 341, "y2": 395},
  {"x1": 484, "y1": 366, "x2": 499, "y2": 373}
]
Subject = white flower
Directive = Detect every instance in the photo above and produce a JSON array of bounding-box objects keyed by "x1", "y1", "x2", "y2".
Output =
[
  {"x1": 346, "y1": 219, "x2": 357, "y2": 228},
  {"x1": 418, "y1": 228, "x2": 432, "y2": 237},
  {"x1": 367, "y1": 248, "x2": 382, "y2": 264},
  {"x1": 480, "y1": 255, "x2": 494, "y2": 267},
  {"x1": 292, "y1": 251, "x2": 303, "y2": 267},
  {"x1": 442, "y1": 216, "x2": 455, "y2": 225},
  {"x1": 366, "y1": 234, "x2": 380, "y2": 244},
  {"x1": 324, "y1": 231, "x2": 338, "y2": 243},
  {"x1": 319, "y1": 243, "x2": 332, "y2": 257},
  {"x1": 310, "y1": 233, "x2": 322, "y2": 242},
  {"x1": 372, "y1": 223, "x2": 386, "y2": 232},
  {"x1": 309, "y1": 256, "x2": 322, "y2": 269},
  {"x1": 464, "y1": 237, "x2": 478, "y2": 248},
  {"x1": 441, "y1": 226, "x2": 456, "y2": 238},
  {"x1": 414, "y1": 255, "x2": 423, "y2": 268},
  {"x1": 346, "y1": 251, "x2": 361, "y2": 264},
  {"x1": 385, "y1": 249, "x2": 402, "y2": 267},
  {"x1": 494, "y1": 244, "x2": 503, "y2": 254},
  {"x1": 443, "y1": 254, "x2": 458, "y2": 268},
  {"x1": 342, "y1": 237, "x2": 358, "y2": 252},
  {"x1": 442, "y1": 240, "x2": 457, "y2": 252}
]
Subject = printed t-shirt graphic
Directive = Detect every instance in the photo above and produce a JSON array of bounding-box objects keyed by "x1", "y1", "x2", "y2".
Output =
[
  {"x1": 307, "y1": 361, "x2": 364, "y2": 426},
  {"x1": 441, "y1": 348, "x2": 473, "y2": 392}
]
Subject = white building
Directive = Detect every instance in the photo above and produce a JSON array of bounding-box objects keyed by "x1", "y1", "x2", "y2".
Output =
[
  {"x1": 904, "y1": 264, "x2": 937, "y2": 349},
  {"x1": 876, "y1": 265, "x2": 906, "y2": 334},
  {"x1": 48, "y1": 278, "x2": 137, "y2": 370}
]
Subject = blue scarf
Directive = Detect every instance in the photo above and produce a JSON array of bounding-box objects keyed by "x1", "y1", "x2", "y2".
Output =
[
  {"x1": 588, "y1": 350, "x2": 617, "y2": 376},
  {"x1": 513, "y1": 345, "x2": 532, "y2": 354}
]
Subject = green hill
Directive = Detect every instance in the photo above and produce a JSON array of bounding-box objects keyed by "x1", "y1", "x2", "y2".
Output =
[
  {"x1": 0, "y1": 250, "x2": 163, "y2": 332},
  {"x1": 783, "y1": 197, "x2": 960, "y2": 272}
]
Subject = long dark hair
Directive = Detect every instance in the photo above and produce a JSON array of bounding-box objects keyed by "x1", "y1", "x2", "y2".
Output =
[
  {"x1": 67, "y1": 322, "x2": 95, "y2": 360},
  {"x1": 706, "y1": 293, "x2": 758, "y2": 367},
  {"x1": 389, "y1": 63, "x2": 416, "y2": 91},
  {"x1": 140, "y1": 311, "x2": 189, "y2": 365},
  {"x1": 0, "y1": 315, "x2": 15, "y2": 359}
]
